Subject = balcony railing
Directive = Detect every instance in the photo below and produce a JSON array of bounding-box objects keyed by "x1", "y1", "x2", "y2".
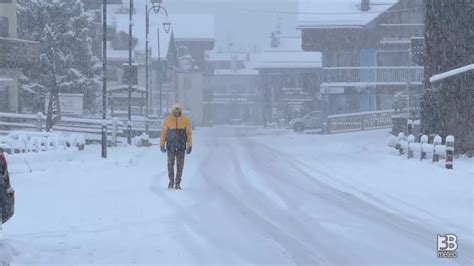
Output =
[
  {"x1": 0, "y1": 37, "x2": 40, "y2": 67},
  {"x1": 323, "y1": 66, "x2": 424, "y2": 85}
]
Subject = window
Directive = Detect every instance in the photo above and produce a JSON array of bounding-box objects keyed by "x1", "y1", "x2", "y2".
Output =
[
  {"x1": 0, "y1": 16, "x2": 8, "y2": 38},
  {"x1": 335, "y1": 52, "x2": 352, "y2": 66},
  {"x1": 377, "y1": 50, "x2": 410, "y2": 66},
  {"x1": 106, "y1": 68, "x2": 118, "y2": 82}
]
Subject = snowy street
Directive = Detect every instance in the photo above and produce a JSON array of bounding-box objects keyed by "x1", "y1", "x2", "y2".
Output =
[{"x1": 1, "y1": 127, "x2": 473, "y2": 265}]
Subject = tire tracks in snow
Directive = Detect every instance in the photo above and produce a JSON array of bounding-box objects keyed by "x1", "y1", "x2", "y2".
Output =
[
  {"x1": 197, "y1": 136, "x2": 328, "y2": 265},
  {"x1": 244, "y1": 137, "x2": 473, "y2": 265}
]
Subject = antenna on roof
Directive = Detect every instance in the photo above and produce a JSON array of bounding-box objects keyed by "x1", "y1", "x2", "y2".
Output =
[
  {"x1": 270, "y1": 14, "x2": 282, "y2": 48},
  {"x1": 276, "y1": 14, "x2": 282, "y2": 35}
]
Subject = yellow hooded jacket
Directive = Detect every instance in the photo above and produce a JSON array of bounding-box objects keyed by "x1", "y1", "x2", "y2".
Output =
[{"x1": 160, "y1": 105, "x2": 192, "y2": 151}]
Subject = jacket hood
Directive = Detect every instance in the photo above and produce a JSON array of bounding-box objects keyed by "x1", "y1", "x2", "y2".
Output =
[{"x1": 170, "y1": 103, "x2": 184, "y2": 113}]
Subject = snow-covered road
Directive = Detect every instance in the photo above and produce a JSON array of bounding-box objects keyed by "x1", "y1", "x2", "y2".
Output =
[{"x1": 1, "y1": 127, "x2": 473, "y2": 265}]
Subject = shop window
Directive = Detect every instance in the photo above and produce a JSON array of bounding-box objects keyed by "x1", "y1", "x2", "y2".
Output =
[{"x1": 0, "y1": 16, "x2": 8, "y2": 38}]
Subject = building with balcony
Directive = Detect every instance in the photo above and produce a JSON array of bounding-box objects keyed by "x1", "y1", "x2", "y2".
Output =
[
  {"x1": 298, "y1": 0, "x2": 424, "y2": 115},
  {"x1": 0, "y1": 0, "x2": 39, "y2": 113}
]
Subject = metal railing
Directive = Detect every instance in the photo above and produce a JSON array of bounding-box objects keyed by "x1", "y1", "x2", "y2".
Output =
[
  {"x1": 327, "y1": 109, "x2": 394, "y2": 134},
  {"x1": 323, "y1": 66, "x2": 424, "y2": 84},
  {"x1": 0, "y1": 112, "x2": 163, "y2": 141}
]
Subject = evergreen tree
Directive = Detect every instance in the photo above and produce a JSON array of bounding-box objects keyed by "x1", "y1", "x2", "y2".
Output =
[{"x1": 17, "y1": 0, "x2": 101, "y2": 114}]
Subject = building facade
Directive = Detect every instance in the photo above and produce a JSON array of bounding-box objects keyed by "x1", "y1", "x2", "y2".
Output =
[
  {"x1": 256, "y1": 36, "x2": 322, "y2": 125},
  {"x1": 105, "y1": 3, "x2": 177, "y2": 117},
  {"x1": 174, "y1": 14, "x2": 215, "y2": 125},
  {"x1": 0, "y1": 0, "x2": 39, "y2": 113},
  {"x1": 204, "y1": 52, "x2": 262, "y2": 125}
]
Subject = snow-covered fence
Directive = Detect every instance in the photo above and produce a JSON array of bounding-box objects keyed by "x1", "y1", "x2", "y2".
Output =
[
  {"x1": 327, "y1": 109, "x2": 394, "y2": 133},
  {"x1": 389, "y1": 133, "x2": 455, "y2": 169},
  {"x1": 132, "y1": 133, "x2": 151, "y2": 147},
  {"x1": 0, "y1": 112, "x2": 123, "y2": 143},
  {"x1": 0, "y1": 132, "x2": 85, "y2": 154}
]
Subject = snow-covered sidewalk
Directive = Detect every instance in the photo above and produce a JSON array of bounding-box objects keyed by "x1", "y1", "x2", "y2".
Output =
[{"x1": 1, "y1": 127, "x2": 472, "y2": 265}]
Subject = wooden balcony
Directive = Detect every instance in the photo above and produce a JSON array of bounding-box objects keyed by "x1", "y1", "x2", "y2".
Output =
[
  {"x1": 323, "y1": 66, "x2": 424, "y2": 85},
  {"x1": 0, "y1": 37, "x2": 40, "y2": 68}
]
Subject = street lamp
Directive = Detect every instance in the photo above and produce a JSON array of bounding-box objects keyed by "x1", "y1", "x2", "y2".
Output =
[
  {"x1": 127, "y1": 0, "x2": 134, "y2": 145},
  {"x1": 145, "y1": 0, "x2": 171, "y2": 132},
  {"x1": 101, "y1": 0, "x2": 107, "y2": 158}
]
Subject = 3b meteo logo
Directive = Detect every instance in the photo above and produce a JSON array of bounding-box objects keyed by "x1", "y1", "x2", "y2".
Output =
[{"x1": 437, "y1": 234, "x2": 458, "y2": 258}]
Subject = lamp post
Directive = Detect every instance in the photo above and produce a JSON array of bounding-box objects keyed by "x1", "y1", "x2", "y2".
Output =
[
  {"x1": 146, "y1": 0, "x2": 171, "y2": 128},
  {"x1": 127, "y1": 0, "x2": 134, "y2": 145},
  {"x1": 101, "y1": 0, "x2": 107, "y2": 158}
]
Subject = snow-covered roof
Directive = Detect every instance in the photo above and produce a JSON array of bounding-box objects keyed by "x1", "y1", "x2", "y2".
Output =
[
  {"x1": 172, "y1": 14, "x2": 215, "y2": 42},
  {"x1": 214, "y1": 69, "x2": 259, "y2": 76},
  {"x1": 297, "y1": 0, "x2": 399, "y2": 29},
  {"x1": 430, "y1": 64, "x2": 474, "y2": 83},
  {"x1": 255, "y1": 37, "x2": 322, "y2": 69},
  {"x1": 208, "y1": 52, "x2": 248, "y2": 62},
  {"x1": 106, "y1": 4, "x2": 214, "y2": 60},
  {"x1": 110, "y1": 13, "x2": 173, "y2": 60}
]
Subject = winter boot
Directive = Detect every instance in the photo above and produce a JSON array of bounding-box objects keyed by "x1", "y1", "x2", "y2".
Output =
[
  {"x1": 175, "y1": 183, "x2": 181, "y2": 190},
  {"x1": 168, "y1": 180, "x2": 174, "y2": 189}
]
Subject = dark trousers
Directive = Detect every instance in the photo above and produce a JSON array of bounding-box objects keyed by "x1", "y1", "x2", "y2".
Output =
[{"x1": 167, "y1": 149, "x2": 185, "y2": 184}]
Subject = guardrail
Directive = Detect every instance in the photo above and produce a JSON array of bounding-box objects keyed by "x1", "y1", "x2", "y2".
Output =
[
  {"x1": 327, "y1": 109, "x2": 394, "y2": 133},
  {"x1": 323, "y1": 66, "x2": 424, "y2": 84},
  {"x1": 0, "y1": 112, "x2": 158, "y2": 144}
]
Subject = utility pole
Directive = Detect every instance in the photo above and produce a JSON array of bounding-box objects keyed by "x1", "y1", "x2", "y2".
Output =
[
  {"x1": 157, "y1": 27, "x2": 163, "y2": 117},
  {"x1": 101, "y1": 0, "x2": 108, "y2": 158},
  {"x1": 127, "y1": 0, "x2": 133, "y2": 145},
  {"x1": 145, "y1": 2, "x2": 150, "y2": 134}
]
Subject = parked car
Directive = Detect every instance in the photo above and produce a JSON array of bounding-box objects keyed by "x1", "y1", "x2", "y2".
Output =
[
  {"x1": 289, "y1": 111, "x2": 325, "y2": 132},
  {"x1": 0, "y1": 147, "x2": 15, "y2": 224}
]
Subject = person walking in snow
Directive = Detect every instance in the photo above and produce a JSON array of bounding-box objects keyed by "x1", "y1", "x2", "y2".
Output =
[{"x1": 160, "y1": 104, "x2": 193, "y2": 190}]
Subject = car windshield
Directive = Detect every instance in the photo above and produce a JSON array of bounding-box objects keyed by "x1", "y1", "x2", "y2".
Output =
[{"x1": 0, "y1": 0, "x2": 472, "y2": 265}]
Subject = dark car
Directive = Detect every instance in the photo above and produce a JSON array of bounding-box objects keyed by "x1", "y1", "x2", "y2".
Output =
[{"x1": 0, "y1": 147, "x2": 15, "y2": 224}]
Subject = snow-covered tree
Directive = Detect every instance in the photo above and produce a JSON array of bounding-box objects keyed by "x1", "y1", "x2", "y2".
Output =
[
  {"x1": 17, "y1": 0, "x2": 101, "y2": 114},
  {"x1": 422, "y1": 0, "x2": 474, "y2": 155}
]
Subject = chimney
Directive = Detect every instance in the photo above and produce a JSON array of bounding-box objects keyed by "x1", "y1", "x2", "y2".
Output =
[{"x1": 361, "y1": 0, "x2": 370, "y2": 11}]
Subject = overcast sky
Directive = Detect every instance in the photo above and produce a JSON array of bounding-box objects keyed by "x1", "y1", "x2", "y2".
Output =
[{"x1": 162, "y1": 0, "x2": 300, "y2": 52}]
